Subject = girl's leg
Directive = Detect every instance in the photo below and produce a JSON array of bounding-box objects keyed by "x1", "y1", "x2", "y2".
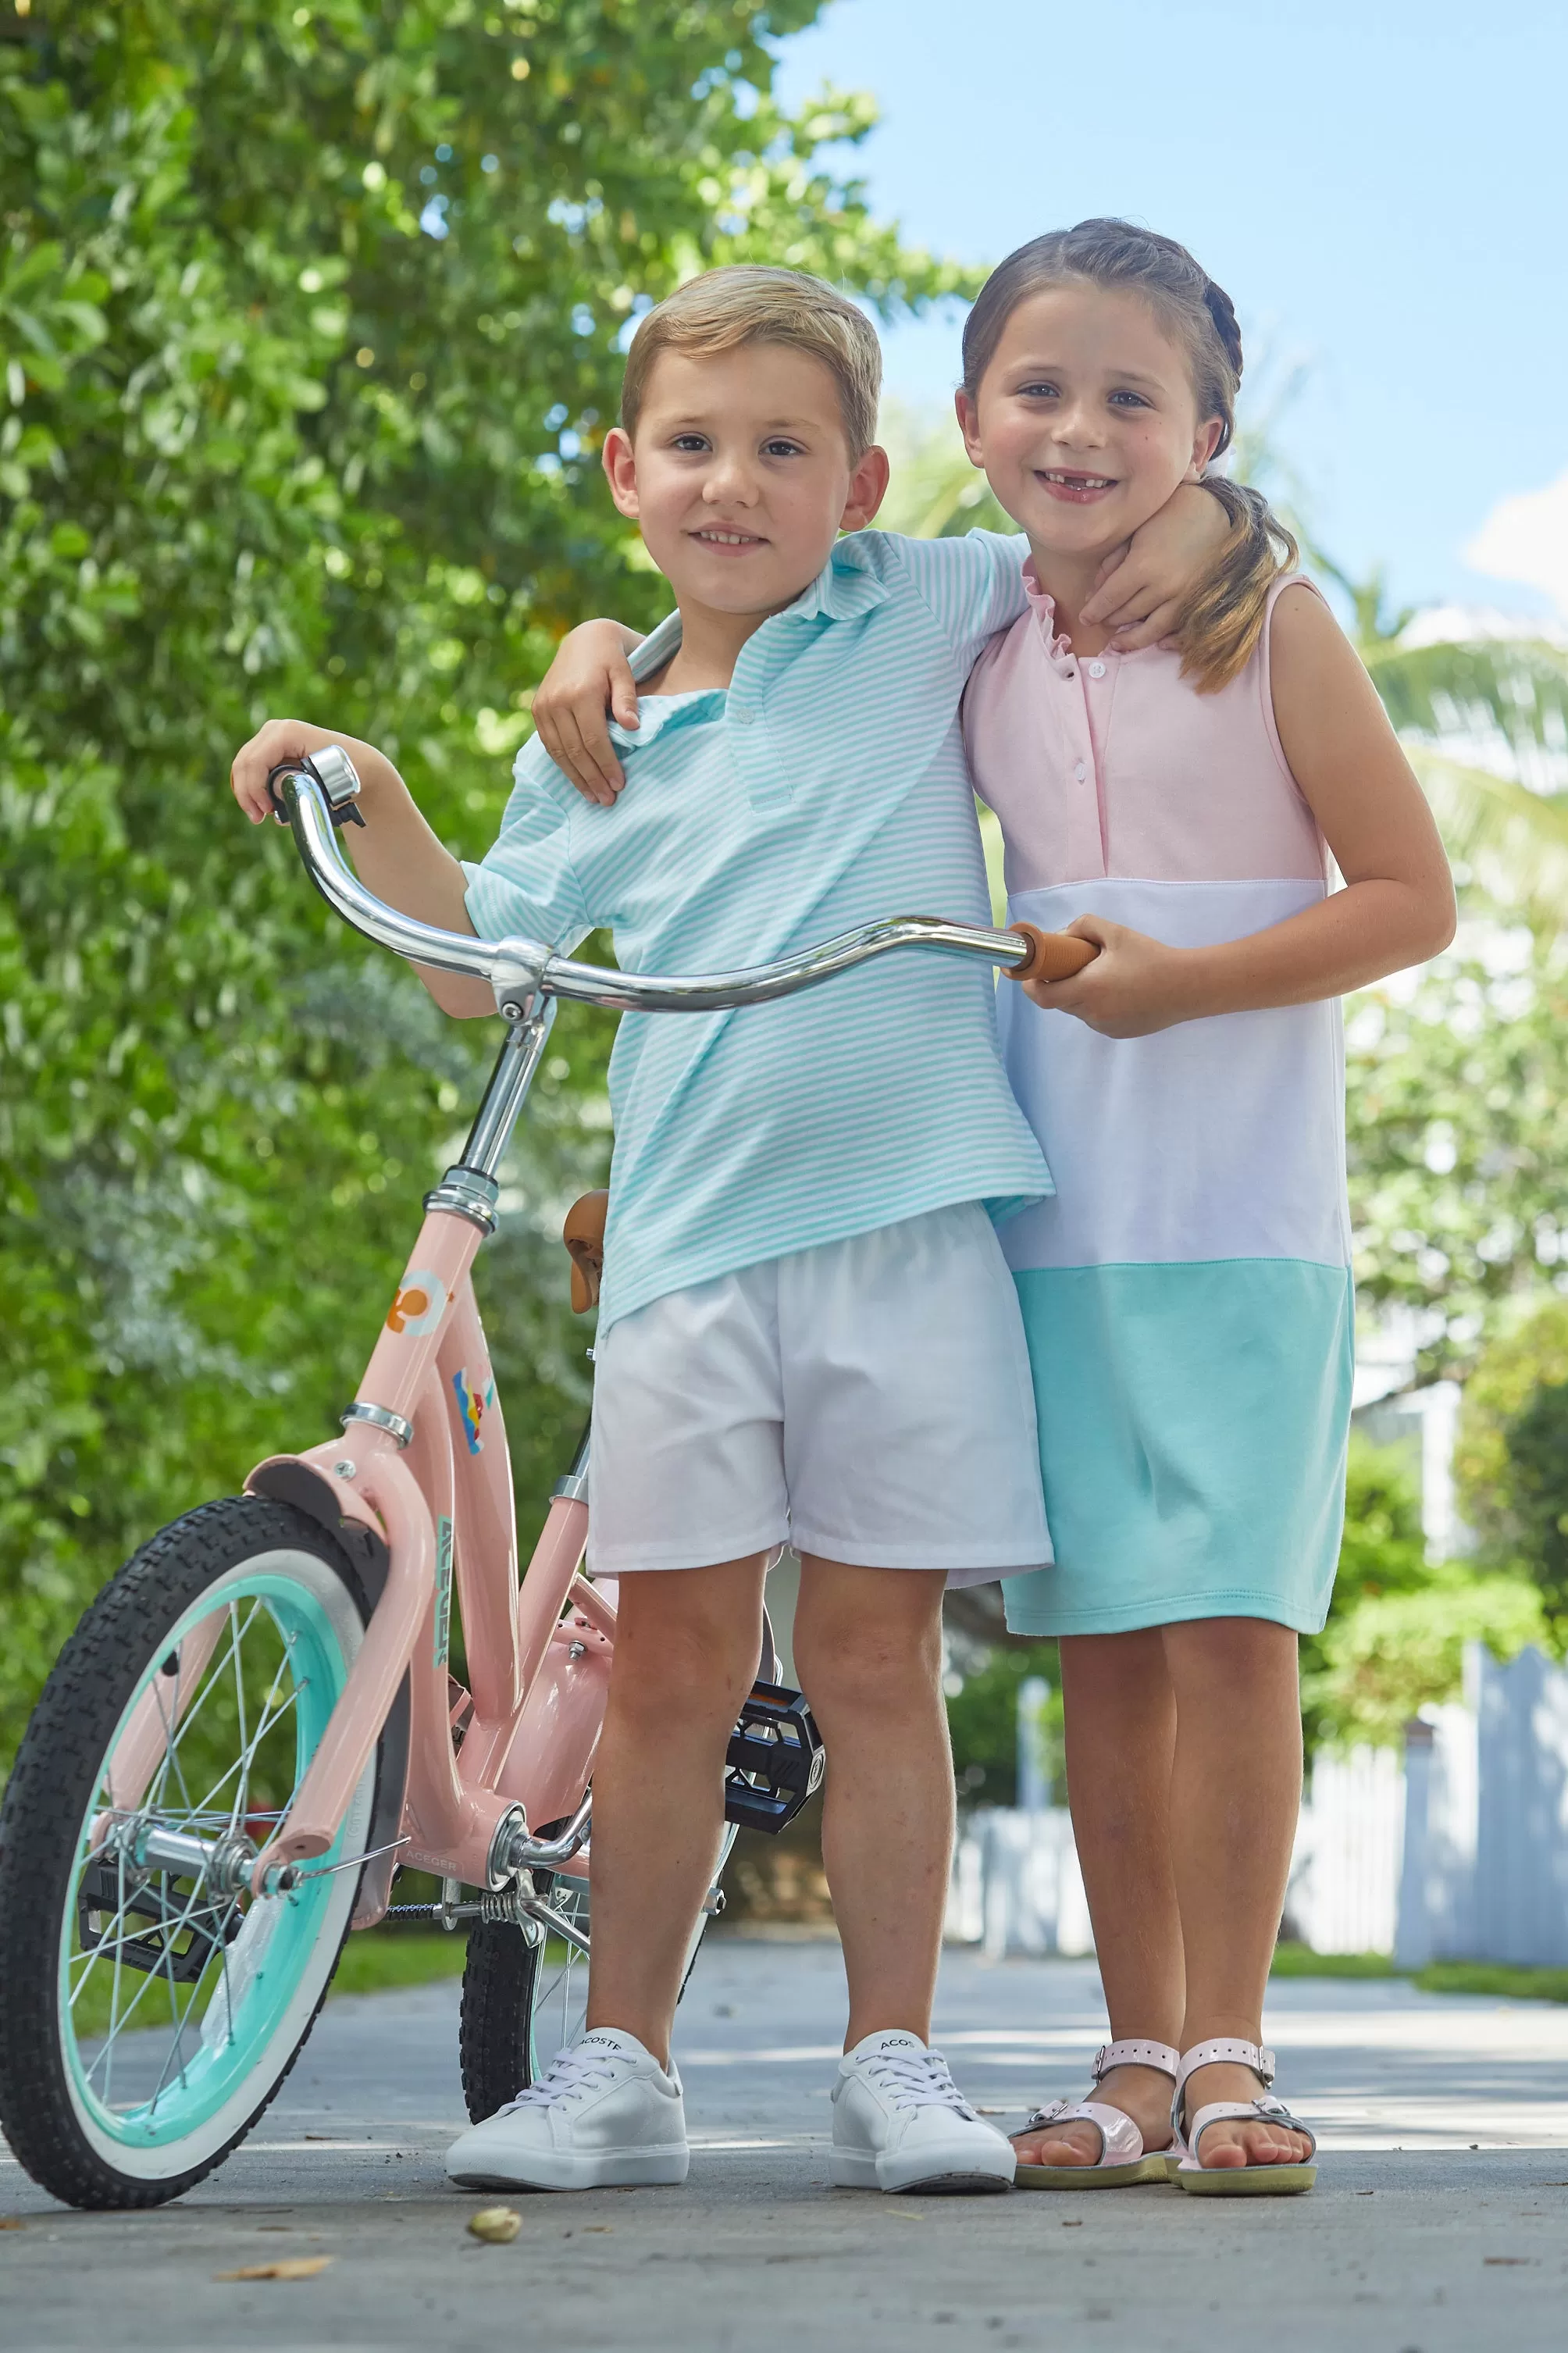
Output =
[
  {"x1": 585, "y1": 1553, "x2": 769, "y2": 2065},
  {"x1": 1013, "y1": 1630, "x2": 1184, "y2": 2165},
  {"x1": 791, "y1": 1559, "x2": 951, "y2": 2047},
  {"x1": 1164, "y1": 1615, "x2": 1313, "y2": 2168}
]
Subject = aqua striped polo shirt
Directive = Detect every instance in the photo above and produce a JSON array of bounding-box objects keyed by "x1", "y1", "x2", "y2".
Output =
[{"x1": 463, "y1": 527, "x2": 1053, "y2": 1330}]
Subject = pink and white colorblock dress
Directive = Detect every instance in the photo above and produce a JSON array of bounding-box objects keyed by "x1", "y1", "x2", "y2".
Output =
[{"x1": 964, "y1": 569, "x2": 1352, "y2": 1638}]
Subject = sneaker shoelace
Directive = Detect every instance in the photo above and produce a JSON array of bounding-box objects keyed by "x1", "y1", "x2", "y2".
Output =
[
  {"x1": 863, "y1": 2047, "x2": 975, "y2": 2119},
  {"x1": 495, "y1": 2044, "x2": 622, "y2": 2119}
]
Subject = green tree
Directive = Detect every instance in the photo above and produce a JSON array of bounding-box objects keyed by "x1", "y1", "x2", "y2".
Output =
[
  {"x1": 0, "y1": 0, "x2": 965, "y2": 1765},
  {"x1": 1345, "y1": 956, "x2": 1568, "y2": 1375},
  {"x1": 1455, "y1": 1301, "x2": 1568, "y2": 1618}
]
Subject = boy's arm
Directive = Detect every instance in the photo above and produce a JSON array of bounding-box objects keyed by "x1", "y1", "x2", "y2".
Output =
[
  {"x1": 1079, "y1": 480, "x2": 1233, "y2": 646},
  {"x1": 231, "y1": 718, "x2": 493, "y2": 1017}
]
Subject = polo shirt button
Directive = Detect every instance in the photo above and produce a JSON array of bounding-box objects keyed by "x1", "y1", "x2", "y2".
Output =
[
  {"x1": 732, "y1": 708, "x2": 755, "y2": 726},
  {"x1": 1087, "y1": 660, "x2": 1107, "y2": 677},
  {"x1": 1074, "y1": 761, "x2": 1087, "y2": 781}
]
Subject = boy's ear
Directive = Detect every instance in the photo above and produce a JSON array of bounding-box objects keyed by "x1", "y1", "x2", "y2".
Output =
[
  {"x1": 602, "y1": 426, "x2": 640, "y2": 519},
  {"x1": 840, "y1": 442, "x2": 891, "y2": 533},
  {"x1": 954, "y1": 388, "x2": 985, "y2": 469}
]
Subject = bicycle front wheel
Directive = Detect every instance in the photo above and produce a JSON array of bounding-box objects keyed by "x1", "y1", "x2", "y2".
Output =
[{"x1": 0, "y1": 1495, "x2": 380, "y2": 2208}]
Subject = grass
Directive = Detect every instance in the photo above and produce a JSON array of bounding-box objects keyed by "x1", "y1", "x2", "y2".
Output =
[
  {"x1": 1271, "y1": 1940, "x2": 1568, "y2": 2004},
  {"x1": 329, "y1": 1927, "x2": 470, "y2": 1998}
]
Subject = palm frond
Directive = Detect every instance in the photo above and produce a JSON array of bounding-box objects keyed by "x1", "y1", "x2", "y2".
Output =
[{"x1": 1408, "y1": 747, "x2": 1568, "y2": 932}]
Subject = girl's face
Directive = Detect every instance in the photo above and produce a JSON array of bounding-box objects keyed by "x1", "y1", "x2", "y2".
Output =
[{"x1": 955, "y1": 283, "x2": 1224, "y2": 564}]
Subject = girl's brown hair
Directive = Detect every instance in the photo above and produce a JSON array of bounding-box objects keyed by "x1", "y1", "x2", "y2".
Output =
[{"x1": 961, "y1": 219, "x2": 1297, "y2": 692}]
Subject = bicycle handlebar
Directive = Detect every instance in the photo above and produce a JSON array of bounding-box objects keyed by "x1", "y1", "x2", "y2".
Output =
[{"x1": 272, "y1": 756, "x2": 1092, "y2": 1016}]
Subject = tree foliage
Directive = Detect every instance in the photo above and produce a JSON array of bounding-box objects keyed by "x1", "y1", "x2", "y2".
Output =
[
  {"x1": 1344, "y1": 954, "x2": 1568, "y2": 1377},
  {"x1": 0, "y1": 0, "x2": 963, "y2": 1763}
]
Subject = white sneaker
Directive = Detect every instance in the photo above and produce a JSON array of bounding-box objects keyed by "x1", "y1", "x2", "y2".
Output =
[
  {"x1": 444, "y1": 2027, "x2": 689, "y2": 2191},
  {"x1": 832, "y1": 2030, "x2": 1015, "y2": 2194}
]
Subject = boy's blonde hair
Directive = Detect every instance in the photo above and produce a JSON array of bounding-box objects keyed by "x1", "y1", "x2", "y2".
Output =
[{"x1": 620, "y1": 266, "x2": 882, "y2": 459}]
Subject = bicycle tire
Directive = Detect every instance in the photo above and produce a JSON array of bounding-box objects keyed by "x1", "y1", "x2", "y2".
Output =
[{"x1": 0, "y1": 1494, "x2": 380, "y2": 2209}]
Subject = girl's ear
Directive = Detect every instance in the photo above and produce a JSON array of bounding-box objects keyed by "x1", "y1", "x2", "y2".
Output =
[
  {"x1": 840, "y1": 442, "x2": 892, "y2": 533},
  {"x1": 602, "y1": 426, "x2": 640, "y2": 519},
  {"x1": 1188, "y1": 415, "x2": 1226, "y2": 479},
  {"x1": 954, "y1": 387, "x2": 985, "y2": 467}
]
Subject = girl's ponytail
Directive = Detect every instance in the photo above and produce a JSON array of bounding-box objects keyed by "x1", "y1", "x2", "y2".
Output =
[{"x1": 963, "y1": 221, "x2": 1298, "y2": 693}]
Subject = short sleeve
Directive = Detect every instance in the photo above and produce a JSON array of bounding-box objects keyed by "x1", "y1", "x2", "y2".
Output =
[
  {"x1": 895, "y1": 529, "x2": 1030, "y2": 670},
  {"x1": 462, "y1": 739, "x2": 595, "y2": 951}
]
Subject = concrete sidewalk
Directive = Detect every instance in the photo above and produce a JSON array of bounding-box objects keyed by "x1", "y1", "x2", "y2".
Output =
[{"x1": 5, "y1": 1936, "x2": 1568, "y2": 2350}]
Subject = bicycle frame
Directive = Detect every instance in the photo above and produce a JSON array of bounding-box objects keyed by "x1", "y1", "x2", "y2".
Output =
[{"x1": 243, "y1": 1007, "x2": 606, "y2": 1917}]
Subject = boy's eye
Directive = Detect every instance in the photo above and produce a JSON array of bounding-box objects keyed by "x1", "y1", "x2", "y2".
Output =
[
  {"x1": 761, "y1": 438, "x2": 804, "y2": 458},
  {"x1": 671, "y1": 433, "x2": 711, "y2": 452}
]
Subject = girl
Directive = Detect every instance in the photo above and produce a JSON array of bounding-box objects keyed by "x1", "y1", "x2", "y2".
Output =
[{"x1": 956, "y1": 219, "x2": 1454, "y2": 2192}]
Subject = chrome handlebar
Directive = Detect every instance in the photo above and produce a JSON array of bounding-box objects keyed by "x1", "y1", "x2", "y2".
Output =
[{"x1": 276, "y1": 758, "x2": 1032, "y2": 1016}]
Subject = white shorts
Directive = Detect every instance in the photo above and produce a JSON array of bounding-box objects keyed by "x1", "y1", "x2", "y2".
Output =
[{"x1": 586, "y1": 1201, "x2": 1052, "y2": 1582}]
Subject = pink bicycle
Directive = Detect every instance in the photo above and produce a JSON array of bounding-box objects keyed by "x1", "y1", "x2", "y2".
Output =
[{"x1": 0, "y1": 749, "x2": 1073, "y2": 2209}]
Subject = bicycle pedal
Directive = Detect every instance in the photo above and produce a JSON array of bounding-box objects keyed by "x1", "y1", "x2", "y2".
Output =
[{"x1": 723, "y1": 1680, "x2": 825, "y2": 1835}]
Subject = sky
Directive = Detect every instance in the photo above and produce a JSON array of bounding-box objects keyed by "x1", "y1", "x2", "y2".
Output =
[{"x1": 773, "y1": 0, "x2": 1568, "y2": 624}]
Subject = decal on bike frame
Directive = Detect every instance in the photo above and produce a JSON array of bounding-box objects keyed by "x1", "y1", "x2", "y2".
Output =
[
  {"x1": 451, "y1": 1367, "x2": 494, "y2": 1455},
  {"x1": 386, "y1": 1271, "x2": 447, "y2": 1336},
  {"x1": 433, "y1": 1513, "x2": 454, "y2": 1669}
]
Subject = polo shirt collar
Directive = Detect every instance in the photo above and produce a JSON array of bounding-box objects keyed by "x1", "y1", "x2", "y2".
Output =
[
  {"x1": 608, "y1": 687, "x2": 725, "y2": 754},
  {"x1": 783, "y1": 535, "x2": 892, "y2": 626}
]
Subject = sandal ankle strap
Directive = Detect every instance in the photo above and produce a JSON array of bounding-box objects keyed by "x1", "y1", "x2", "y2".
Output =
[
  {"x1": 1171, "y1": 2040, "x2": 1274, "y2": 2138},
  {"x1": 1092, "y1": 2039, "x2": 1181, "y2": 2084}
]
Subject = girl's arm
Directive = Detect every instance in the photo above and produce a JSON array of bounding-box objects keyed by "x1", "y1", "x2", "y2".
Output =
[
  {"x1": 1022, "y1": 584, "x2": 1457, "y2": 1037},
  {"x1": 532, "y1": 487, "x2": 1231, "y2": 804},
  {"x1": 230, "y1": 718, "x2": 494, "y2": 1018}
]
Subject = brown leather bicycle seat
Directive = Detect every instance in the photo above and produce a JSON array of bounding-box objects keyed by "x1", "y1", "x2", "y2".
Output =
[{"x1": 563, "y1": 1189, "x2": 608, "y2": 1314}]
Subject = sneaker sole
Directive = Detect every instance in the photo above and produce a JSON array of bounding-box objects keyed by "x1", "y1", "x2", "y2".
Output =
[
  {"x1": 447, "y1": 2145, "x2": 690, "y2": 2192},
  {"x1": 832, "y1": 2148, "x2": 1014, "y2": 2195}
]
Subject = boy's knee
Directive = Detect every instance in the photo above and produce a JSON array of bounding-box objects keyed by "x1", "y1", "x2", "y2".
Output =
[
  {"x1": 612, "y1": 1605, "x2": 758, "y2": 1723},
  {"x1": 795, "y1": 1617, "x2": 942, "y2": 1721}
]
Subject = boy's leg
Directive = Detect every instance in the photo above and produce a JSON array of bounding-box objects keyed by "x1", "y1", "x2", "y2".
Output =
[
  {"x1": 1164, "y1": 1616, "x2": 1313, "y2": 2169},
  {"x1": 1011, "y1": 1630, "x2": 1184, "y2": 2166},
  {"x1": 791, "y1": 1557, "x2": 951, "y2": 2045},
  {"x1": 585, "y1": 1553, "x2": 769, "y2": 2065}
]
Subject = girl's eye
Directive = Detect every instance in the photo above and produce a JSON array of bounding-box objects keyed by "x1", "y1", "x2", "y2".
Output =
[
  {"x1": 1016, "y1": 380, "x2": 1060, "y2": 401},
  {"x1": 1109, "y1": 390, "x2": 1153, "y2": 410}
]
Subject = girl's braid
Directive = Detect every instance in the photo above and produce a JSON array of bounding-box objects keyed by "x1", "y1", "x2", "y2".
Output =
[{"x1": 1202, "y1": 280, "x2": 1244, "y2": 380}]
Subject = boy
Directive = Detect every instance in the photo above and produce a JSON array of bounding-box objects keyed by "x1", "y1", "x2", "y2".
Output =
[{"x1": 230, "y1": 268, "x2": 1221, "y2": 2196}]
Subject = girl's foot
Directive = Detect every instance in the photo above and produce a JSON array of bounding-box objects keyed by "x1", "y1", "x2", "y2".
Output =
[
  {"x1": 1178, "y1": 2059, "x2": 1313, "y2": 2169},
  {"x1": 1011, "y1": 2040, "x2": 1178, "y2": 2179},
  {"x1": 1171, "y1": 2040, "x2": 1317, "y2": 2195}
]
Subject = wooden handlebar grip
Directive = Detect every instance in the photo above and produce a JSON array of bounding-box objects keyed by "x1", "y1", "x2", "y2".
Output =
[{"x1": 1007, "y1": 923, "x2": 1100, "y2": 982}]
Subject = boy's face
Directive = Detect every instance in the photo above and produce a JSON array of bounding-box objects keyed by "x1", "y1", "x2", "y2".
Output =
[{"x1": 603, "y1": 344, "x2": 889, "y2": 619}]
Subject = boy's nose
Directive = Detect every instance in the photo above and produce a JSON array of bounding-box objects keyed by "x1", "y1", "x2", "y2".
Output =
[{"x1": 703, "y1": 461, "x2": 759, "y2": 504}]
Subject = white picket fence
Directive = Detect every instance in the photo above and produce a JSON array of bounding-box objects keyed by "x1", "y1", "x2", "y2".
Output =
[{"x1": 949, "y1": 1642, "x2": 1568, "y2": 1968}]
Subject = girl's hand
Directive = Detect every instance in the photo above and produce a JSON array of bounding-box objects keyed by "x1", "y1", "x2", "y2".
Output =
[
  {"x1": 533, "y1": 620, "x2": 644, "y2": 805},
  {"x1": 1019, "y1": 914, "x2": 1196, "y2": 1038},
  {"x1": 230, "y1": 717, "x2": 394, "y2": 825},
  {"x1": 1079, "y1": 482, "x2": 1231, "y2": 650}
]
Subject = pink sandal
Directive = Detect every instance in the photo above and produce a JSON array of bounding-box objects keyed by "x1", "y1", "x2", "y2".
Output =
[
  {"x1": 1014, "y1": 2038, "x2": 1181, "y2": 2188},
  {"x1": 1170, "y1": 2038, "x2": 1317, "y2": 2196}
]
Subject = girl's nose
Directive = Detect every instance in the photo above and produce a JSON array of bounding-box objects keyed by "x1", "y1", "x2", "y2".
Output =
[{"x1": 1051, "y1": 402, "x2": 1106, "y2": 450}]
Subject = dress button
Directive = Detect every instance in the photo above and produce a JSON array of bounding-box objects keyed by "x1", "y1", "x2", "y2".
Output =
[
  {"x1": 1074, "y1": 761, "x2": 1087, "y2": 782},
  {"x1": 1087, "y1": 660, "x2": 1107, "y2": 678}
]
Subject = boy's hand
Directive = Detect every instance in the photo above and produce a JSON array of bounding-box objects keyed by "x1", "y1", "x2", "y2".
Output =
[
  {"x1": 1079, "y1": 482, "x2": 1231, "y2": 650},
  {"x1": 1019, "y1": 914, "x2": 1196, "y2": 1038},
  {"x1": 533, "y1": 620, "x2": 644, "y2": 806},
  {"x1": 230, "y1": 718, "x2": 394, "y2": 825}
]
